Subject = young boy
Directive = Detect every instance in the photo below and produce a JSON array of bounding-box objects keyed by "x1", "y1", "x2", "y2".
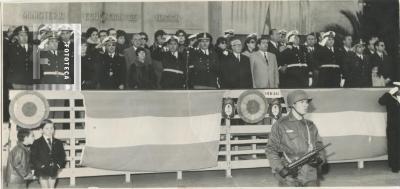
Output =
[
  {"x1": 5, "y1": 128, "x2": 35, "y2": 189},
  {"x1": 30, "y1": 119, "x2": 66, "y2": 188}
]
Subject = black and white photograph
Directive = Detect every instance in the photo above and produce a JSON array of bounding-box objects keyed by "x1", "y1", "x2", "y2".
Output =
[{"x1": 1, "y1": 0, "x2": 400, "y2": 188}]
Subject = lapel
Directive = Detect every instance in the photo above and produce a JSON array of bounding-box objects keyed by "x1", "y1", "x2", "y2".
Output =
[{"x1": 40, "y1": 136, "x2": 52, "y2": 153}]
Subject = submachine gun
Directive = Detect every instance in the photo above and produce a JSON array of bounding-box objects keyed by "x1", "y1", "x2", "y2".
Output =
[{"x1": 279, "y1": 143, "x2": 331, "y2": 178}]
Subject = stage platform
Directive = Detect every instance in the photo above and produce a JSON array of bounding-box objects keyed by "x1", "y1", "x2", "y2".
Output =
[{"x1": 17, "y1": 161, "x2": 399, "y2": 188}]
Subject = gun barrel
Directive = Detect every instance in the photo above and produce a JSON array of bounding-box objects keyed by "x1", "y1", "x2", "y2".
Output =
[{"x1": 286, "y1": 143, "x2": 331, "y2": 168}]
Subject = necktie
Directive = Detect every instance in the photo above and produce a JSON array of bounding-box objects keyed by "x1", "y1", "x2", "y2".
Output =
[
  {"x1": 380, "y1": 54, "x2": 383, "y2": 60},
  {"x1": 236, "y1": 54, "x2": 240, "y2": 62},
  {"x1": 264, "y1": 52, "x2": 269, "y2": 65},
  {"x1": 47, "y1": 138, "x2": 52, "y2": 150}
]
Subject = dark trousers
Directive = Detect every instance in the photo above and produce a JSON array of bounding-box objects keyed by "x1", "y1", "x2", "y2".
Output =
[
  {"x1": 387, "y1": 127, "x2": 400, "y2": 171},
  {"x1": 283, "y1": 67, "x2": 309, "y2": 88},
  {"x1": 317, "y1": 68, "x2": 341, "y2": 88}
]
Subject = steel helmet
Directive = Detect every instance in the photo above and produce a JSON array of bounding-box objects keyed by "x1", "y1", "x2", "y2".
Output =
[{"x1": 286, "y1": 90, "x2": 312, "y2": 107}]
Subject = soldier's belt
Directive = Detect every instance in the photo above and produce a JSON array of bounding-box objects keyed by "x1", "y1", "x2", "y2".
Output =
[
  {"x1": 320, "y1": 64, "x2": 340, "y2": 68},
  {"x1": 287, "y1": 63, "x2": 308, "y2": 68},
  {"x1": 43, "y1": 71, "x2": 64, "y2": 76},
  {"x1": 163, "y1": 68, "x2": 184, "y2": 74}
]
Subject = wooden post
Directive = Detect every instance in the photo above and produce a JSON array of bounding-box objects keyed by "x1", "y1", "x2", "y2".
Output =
[
  {"x1": 177, "y1": 171, "x2": 183, "y2": 180},
  {"x1": 252, "y1": 136, "x2": 257, "y2": 159},
  {"x1": 225, "y1": 118, "x2": 232, "y2": 178},
  {"x1": 69, "y1": 99, "x2": 76, "y2": 186},
  {"x1": 358, "y1": 161, "x2": 364, "y2": 169},
  {"x1": 125, "y1": 173, "x2": 131, "y2": 183}
]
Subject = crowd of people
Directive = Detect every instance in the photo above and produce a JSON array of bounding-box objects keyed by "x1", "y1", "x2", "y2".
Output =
[
  {"x1": 80, "y1": 27, "x2": 395, "y2": 90},
  {"x1": 2, "y1": 25, "x2": 396, "y2": 90}
]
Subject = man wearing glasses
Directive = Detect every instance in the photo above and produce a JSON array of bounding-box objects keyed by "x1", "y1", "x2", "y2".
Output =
[{"x1": 220, "y1": 37, "x2": 252, "y2": 89}]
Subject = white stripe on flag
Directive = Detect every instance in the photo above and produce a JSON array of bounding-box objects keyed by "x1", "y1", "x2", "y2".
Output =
[
  {"x1": 85, "y1": 113, "x2": 221, "y2": 147},
  {"x1": 307, "y1": 111, "x2": 386, "y2": 137}
]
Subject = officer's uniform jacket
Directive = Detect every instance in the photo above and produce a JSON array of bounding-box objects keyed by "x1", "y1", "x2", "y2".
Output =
[
  {"x1": 40, "y1": 50, "x2": 69, "y2": 84},
  {"x1": 189, "y1": 48, "x2": 220, "y2": 88},
  {"x1": 280, "y1": 45, "x2": 309, "y2": 88},
  {"x1": 7, "y1": 43, "x2": 33, "y2": 85},
  {"x1": 97, "y1": 53, "x2": 126, "y2": 89},
  {"x1": 160, "y1": 51, "x2": 186, "y2": 89}
]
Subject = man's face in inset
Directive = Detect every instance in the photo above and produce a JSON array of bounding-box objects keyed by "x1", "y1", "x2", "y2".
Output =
[
  {"x1": 60, "y1": 30, "x2": 72, "y2": 42},
  {"x1": 18, "y1": 32, "x2": 28, "y2": 44},
  {"x1": 48, "y1": 38, "x2": 59, "y2": 51}
]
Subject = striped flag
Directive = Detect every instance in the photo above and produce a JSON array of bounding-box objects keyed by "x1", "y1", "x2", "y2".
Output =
[
  {"x1": 81, "y1": 91, "x2": 224, "y2": 172},
  {"x1": 281, "y1": 89, "x2": 387, "y2": 161}
]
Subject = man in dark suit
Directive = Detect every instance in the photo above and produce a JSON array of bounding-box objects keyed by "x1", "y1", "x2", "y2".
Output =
[
  {"x1": 371, "y1": 40, "x2": 393, "y2": 86},
  {"x1": 31, "y1": 119, "x2": 66, "y2": 189},
  {"x1": 97, "y1": 36, "x2": 126, "y2": 90},
  {"x1": 337, "y1": 35, "x2": 354, "y2": 85},
  {"x1": 220, "y1": 38, "x2": 252, "y2": 89},
  {"x1": 189, "y1": 32, "x2": 221, "y2": 89},
  {"x1": 123, "y1": 33, "x2": 152, "y2": 89},
  {"x1": 343, "y1": 43, "x2": 373, "y2": 87},
  {"x1": 7, "y1": 25, "x2": 34, "y2": 90},
  {"x1": 302, "y1": 33, "x2": 320, "y2": 87}
]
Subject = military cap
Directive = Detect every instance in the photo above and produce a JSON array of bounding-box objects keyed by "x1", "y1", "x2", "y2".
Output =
[
  {"x1": 165, "y1": 35, "x2": 179, "y2": 43},
  {"x1": 13, "y1": 25, "x2": 29, "y2": 35},
  {"x1": 188, "y1": 33, "x2": 198, "y2": 40},
  {"x1": 286, "y1": 30, "x2": 299, "y2": 43},
  {"x1": 58, "y1": 24, "x2": 73, "y2": 31},
  {"x1": 197, "y1": 32, "x2": 212, "y2": 41},
  {"x1": 102, "y1": 36, "x2": 117, "y2": 44},
  {"x1": 287, "y1": 90, "x2": 312, "y2": 107},
  {"x1": 246, "y1": 33, "x2": 258, "y2": 39}
]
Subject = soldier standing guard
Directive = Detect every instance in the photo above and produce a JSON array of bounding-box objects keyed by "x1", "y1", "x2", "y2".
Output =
[
  {"x1": 266, "y1": 90, "x2": 327, "y2": 187},
  {"x1": 7, "y1": 25, "x2": 34, "y2": 90},
  {"x1": 189, "y1": 32, "x2": 221, "y2": 89},
  {"x1": 280, "y1": 30, "x2": 310, "y2": 88}
]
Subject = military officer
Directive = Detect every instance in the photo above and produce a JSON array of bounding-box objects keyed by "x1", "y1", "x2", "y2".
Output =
[
  {"x1": 280, "y1": 30, "x2": 310, "y2": 88},
  {"x1": 188, "y1": 32, "x2": 221, "y2": 89},
  {"x1": 160, "y1": 35, "x2": 186, "y2": 89},
  {"x1": 97, "y1": 36, "x2": 126, "y2": 90},
  {"x1": 315, "y1": 31, "x2": 344, "y2": 88},
  {"x1": 58, "y1": 24, "x2": 74, "y2": 84},
  {"x1": 343, "y1": 42, "x2": 373, "y2": 87},
  {"x1": 266, "y1": 90, "x2": 326, "y2": 187},
  {"x1": 39, "y1": 31, "x2": 69, "y2": 84},
  {"x1": 7, "y1": 25, "x2": 34, "y2": 89}
]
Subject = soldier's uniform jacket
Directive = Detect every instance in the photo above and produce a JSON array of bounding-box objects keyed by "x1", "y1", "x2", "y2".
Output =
[
  {"x1": 40, "y1": 50, "x2": 69, "y2": 84},
  {"x1": 280, "y1": 45, "x2": 309, "y2": 88},
  {"x1": 160, "y1": 51, "x2": 186, "y2": 89},
  {"x1": 97, "y1": 53, "x2": 126, "y2": 89},
  {"x1": 265, "y1": 112, "x2": 325, "y2": 185},
  {"x1": 189, "y1": 48, "x2": 220, "y2": 88},
  {"x1": 6, "y1": 43, "x2": 33, "y2": 85}
]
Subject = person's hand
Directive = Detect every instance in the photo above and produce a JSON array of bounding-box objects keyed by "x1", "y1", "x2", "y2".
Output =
[
  {"x1": 309, "y1": 156, "x2": 325, "y2": 168},
  {"x1": 119, "y1": 85, "x2": 124, "y2": 90},
  {"x1": 308, "y1": 77, "x2": 313, "y2": 87},
  {"x1": 389, "y1": 86, "x2": 399, "y2": 95},
  {"x1": 279, "y1": 65, "x2": 287, "y2": 73},
  {"x1": 340, "y1": 79, "x2": 345, "y2": 87},
  {"x1": 24, "y1": 173, "x2": 35, "y2": 180}
]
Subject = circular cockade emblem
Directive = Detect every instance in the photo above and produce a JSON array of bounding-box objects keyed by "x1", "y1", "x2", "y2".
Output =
[
  {"x1": 237, "y1": 90, "x2": 268, "y2": 123},
  {"x1": 9, "y1": 91, "x2": 50, "y2": 129}
]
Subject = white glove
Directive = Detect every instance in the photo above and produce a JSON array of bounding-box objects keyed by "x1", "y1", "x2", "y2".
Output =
[
  {"x1": 389, "y1": 87, "x2": 399, "y2": 95},
  {"x1": 340, "y1": 79, "x2": 345, "y2": 87},
  {"x1": 308, "y1": 77, "x2": 313, "y2": 87}
]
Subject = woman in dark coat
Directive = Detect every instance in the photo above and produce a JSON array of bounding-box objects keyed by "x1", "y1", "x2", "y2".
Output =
[{"x1": 378, "y1": 83, "x2": 400, "y2": 173}]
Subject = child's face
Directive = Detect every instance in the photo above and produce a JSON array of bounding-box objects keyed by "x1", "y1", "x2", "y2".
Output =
[
  {"x1": 42, "y1": 123, "x2": 55, "y2": 137},
  {"x1": 25, "y1": 132, "x2": 35, "y2": 145}
]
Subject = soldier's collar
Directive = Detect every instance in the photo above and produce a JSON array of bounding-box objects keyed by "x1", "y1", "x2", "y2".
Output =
[{"x1": 288, "y1": 111, "x2": 303, "y2": 122}]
